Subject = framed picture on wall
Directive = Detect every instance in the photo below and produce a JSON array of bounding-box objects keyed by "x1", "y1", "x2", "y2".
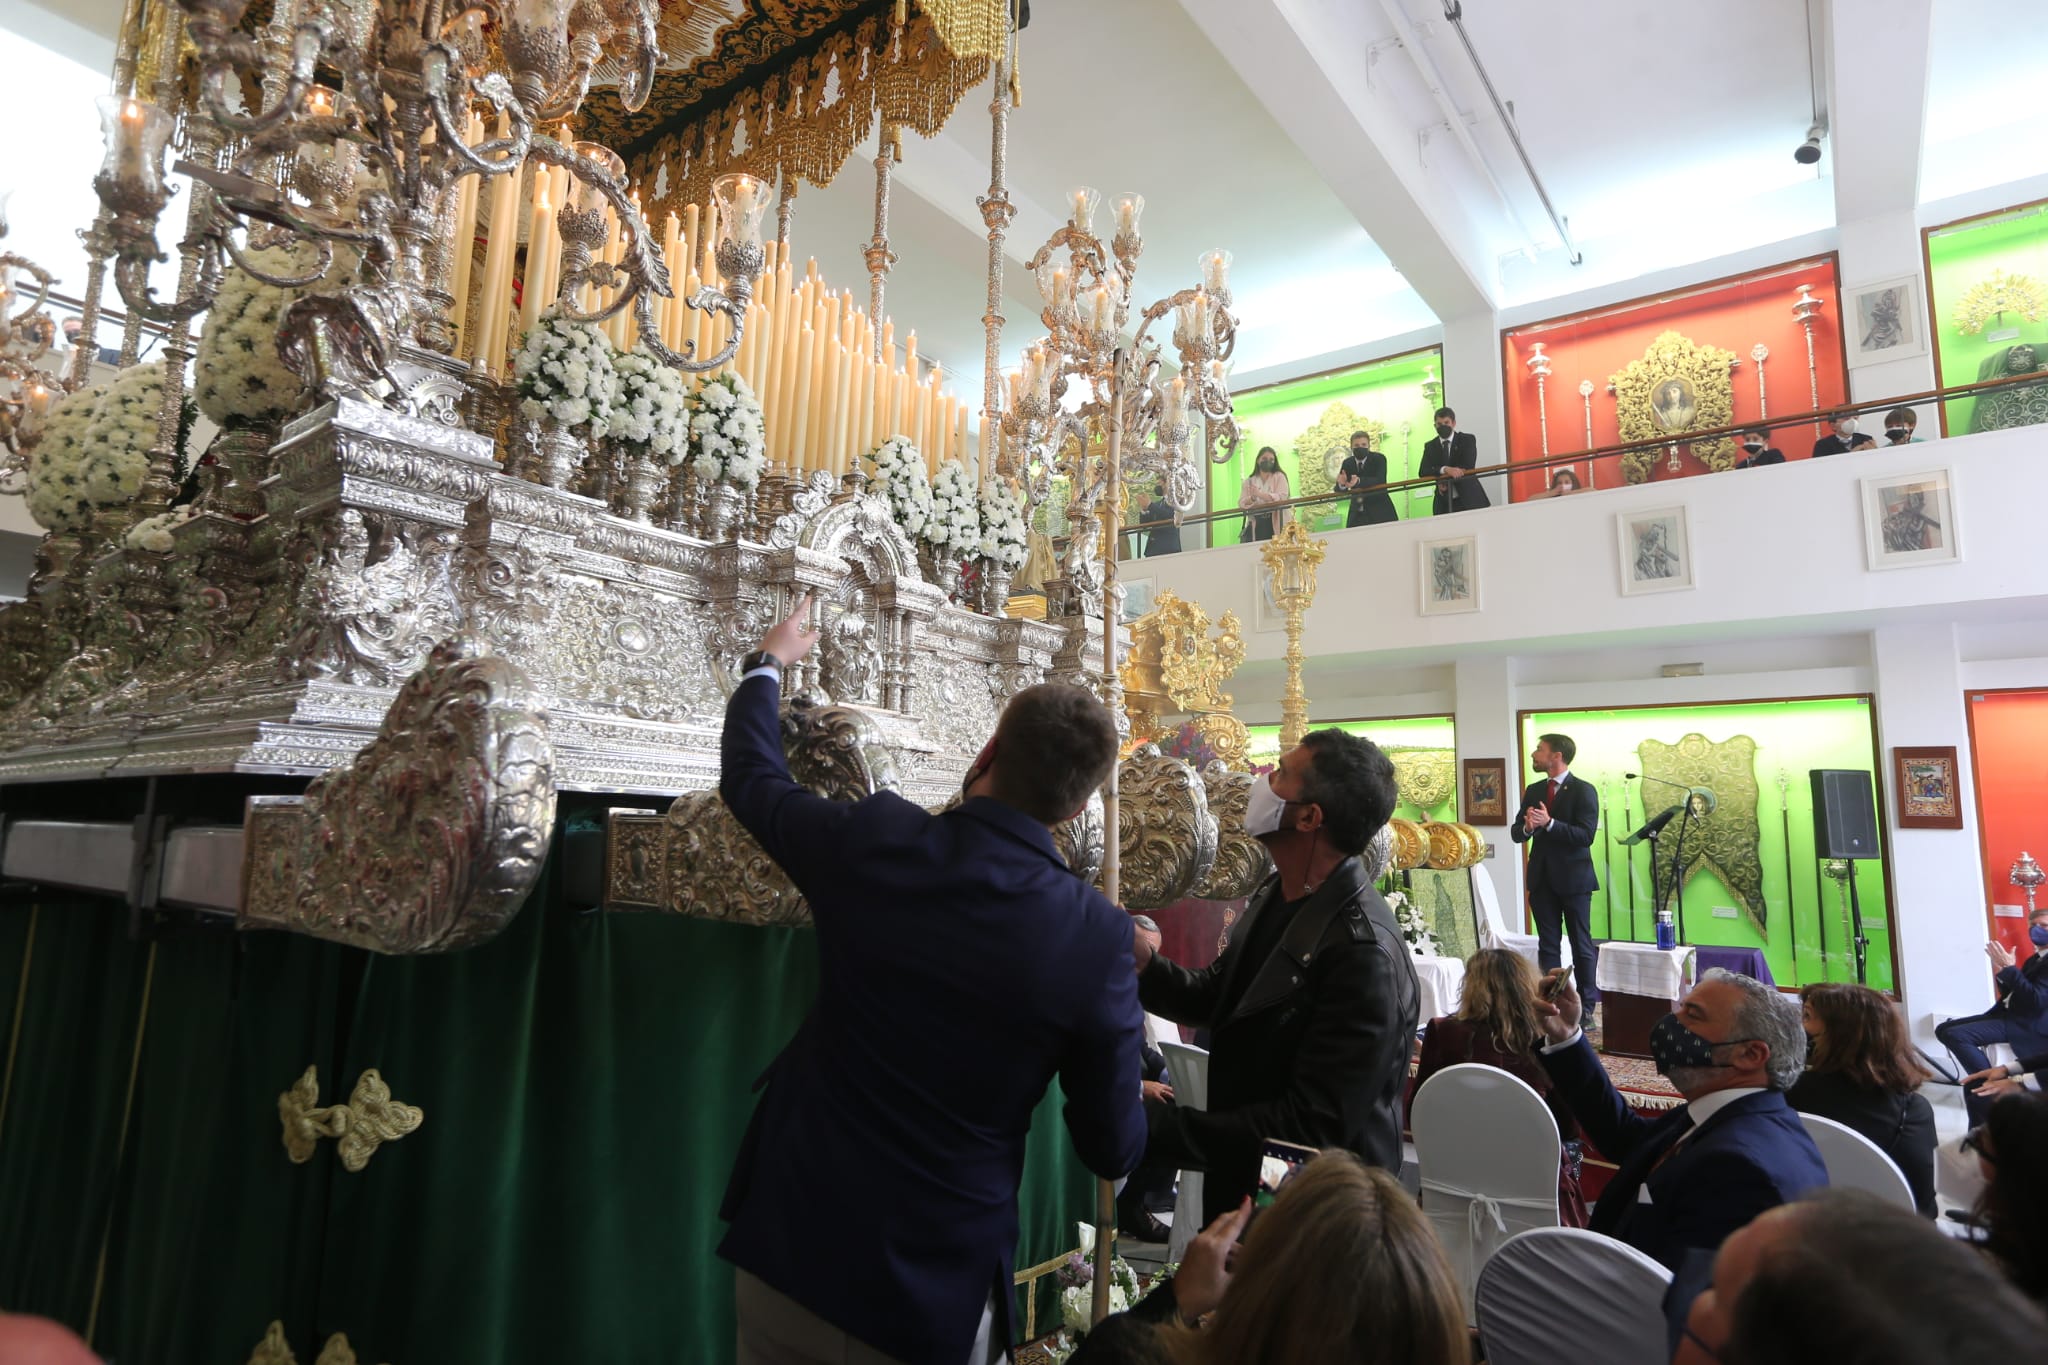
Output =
[
  {"x1": 1461, "y1": 758, "x2": 1509, "y2": 823},
  {"x1": 1616, "y1": 505, "x2": 1695, "y2": 595},
  {"x1": 1121, "y1": 576, "x2": 1157, "y2": 623},
  {"x1": 1418, "y1": 535, "x2": 1480, "y2": 616},
  {"x1": 1252, "y1": 561, "x2": 1286, "y2": 633},
  {"x1": 1845, "y1": 274, "x2": 1929, "y2": 368},
  {"x1": 1893, "y1": 745, "x2": 1964, "y2": 829},
  {"x1": 1862, "y1": 467, "x2": 1959, "y2": 570}
]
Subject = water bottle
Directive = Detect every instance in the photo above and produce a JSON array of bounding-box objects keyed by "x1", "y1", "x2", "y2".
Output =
[{"x1": 1655, "y1": 908, "x2": 1678, "y2": 951}]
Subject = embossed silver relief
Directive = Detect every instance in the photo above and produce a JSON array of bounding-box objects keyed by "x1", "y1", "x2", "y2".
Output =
[
  {"x1": 239, "y1": 637, "x2": 557, "y2": 954},
  {"x1": 1192, "y1": 763, "x2": 1275, "y2": 901},
  {"x1": 1115, "y1": 744, "x2": 1220, "y2": 911}
]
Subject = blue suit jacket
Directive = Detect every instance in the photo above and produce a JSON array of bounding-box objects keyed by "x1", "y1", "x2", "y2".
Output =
[
  {"x1": 1510, "y1": 774, "x2": 1600, "y2": 896},
  {"x1": 716, "y1": 674, "x2": 1148, "y2": 1365},
  {"x1": 1540, "y1": 1034, "x2": 1827, "y2": 1271}
]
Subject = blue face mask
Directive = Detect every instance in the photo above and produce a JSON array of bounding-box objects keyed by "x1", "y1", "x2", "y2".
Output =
[
  {"x1": 1649, "y1": 1013, "x2": 1746, "y2": 1078},
  {"x1": 2032, "y1": 924, "x2": 2048, "y2": 949}
]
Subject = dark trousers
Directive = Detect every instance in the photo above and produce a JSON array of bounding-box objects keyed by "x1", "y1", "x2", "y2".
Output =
[
  {"x1": 1938, "y1": 1007, "x2": 2048, "y2": 1122},
  {"x1": 1530, "y1": 884, "x2": 1599, "y2": 1001}
]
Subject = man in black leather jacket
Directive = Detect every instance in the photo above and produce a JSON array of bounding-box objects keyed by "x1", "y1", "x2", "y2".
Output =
[{"x1": 1133, "y1": 729, "x2": 1420, "y2": 1222}]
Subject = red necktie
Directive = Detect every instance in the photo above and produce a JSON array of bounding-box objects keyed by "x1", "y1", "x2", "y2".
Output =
[{"x1": 1547, "y1": 779, "x2": 1560, "y2": 807}]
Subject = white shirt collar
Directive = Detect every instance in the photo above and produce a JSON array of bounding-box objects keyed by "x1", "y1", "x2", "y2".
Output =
[
  {"x1": 1685, "y1": 1085, "x2": 1768, "y2": 1127},
  {"x1": 1547, "y1": 769, "x2": 1570, "y2": 787}
]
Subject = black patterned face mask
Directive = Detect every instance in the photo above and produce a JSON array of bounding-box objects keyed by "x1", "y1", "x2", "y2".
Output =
[{"x1": 1649, "y1": 1013, "x2": 1748, "y2": 1077}]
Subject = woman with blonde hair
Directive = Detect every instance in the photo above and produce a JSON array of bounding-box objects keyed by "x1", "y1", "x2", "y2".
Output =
[
  {"x1": 1071, "y1": 1151, "x2": 1469, "y2": 1365},
  {"x1": 1414, "y1": 947, "x2": 1587, "y2": 1223}
]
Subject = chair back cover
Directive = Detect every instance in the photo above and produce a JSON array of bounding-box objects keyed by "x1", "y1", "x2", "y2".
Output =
[
  {"x1": 1797, "y1": 1110, "x2": 1915, "y2": 1211},
  {"x1": 1474, "y1": 870, "x2": 1563, "y2": 968},
  {"x1": 1159, "y1": 1041, "x2": 1210, "y2": 1262},
  {"x1": 1477, "y1": 1227, "x2": 1674, "y2": 1365},
  {"x1": 1412, "y1": 1062, "x2": 1561, "y2": 1321}
]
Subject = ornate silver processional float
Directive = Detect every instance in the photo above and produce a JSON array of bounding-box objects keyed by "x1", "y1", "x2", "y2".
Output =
[{"x1": 0, "y1": 0, "x2": 1277, "y2": 958}]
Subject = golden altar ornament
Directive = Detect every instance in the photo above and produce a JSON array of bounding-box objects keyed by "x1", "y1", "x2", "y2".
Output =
[
  {"x1": 1118, "y1": 588, "x2": 1248, "y2": 765},
  {"x1": 1258, "y1": 520, "x2": 1327, "y2": 750},
  {"x1": 1607, "y1": 330, "x2": 1739, "y2": 484}
]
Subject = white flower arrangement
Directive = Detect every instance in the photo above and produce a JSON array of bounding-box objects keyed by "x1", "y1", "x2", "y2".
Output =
[
  {"x1": 512, "y1": 310, "x2": 617, "y2": 434},
  {"x1": 193, "y1": 244, "x2": 327, "y2": 427},
  {"x1": 976, "y1": 475, "x2": 1029, "y2": 570},
  {"x1": 863, "y1": 434, "x2": 931, "y2": 540},
  {"x1": 81, "y1": 362, "x2": 170, "y2": 505},
  {"x1": 124, "y1": 504, "x2": 199, "y2": 553},
  {"x1": 1387, "y1": 888, "x2": 1438, "y2": 957},
  {"x1": 1054, "y1": 1224, "x2": 1143, "y2": 1345},
  {"x1": 24, "y1": 383, "x2": 107, "y2": 534},
  {"x1": 606, "y1": 345, "x2": 691, "y2": 464},
  {"x1": 683, "y1": 371, "x2": 767, "y2": 487},
  {"x1": 925, "y1": 457, "x2": 982, "y2": 556}
]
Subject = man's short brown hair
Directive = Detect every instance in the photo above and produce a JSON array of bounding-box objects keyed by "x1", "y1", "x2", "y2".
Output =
[{"x1": 989, "y1": 684, "x2": 1119, "y2": 824}]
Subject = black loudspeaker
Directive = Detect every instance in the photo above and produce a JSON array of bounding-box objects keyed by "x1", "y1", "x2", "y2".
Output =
[{"x1": 1810, "y1": 769, "x2": 1880, "y2": 859}]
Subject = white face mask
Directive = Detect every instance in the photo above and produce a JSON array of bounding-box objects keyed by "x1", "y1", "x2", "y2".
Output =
[
  {"x1": 1243, "y1": 772, "x2": 1289, "y2": 837},
  {"x1": 1837, "y1": 419, "x2": 1858, "y2": 437}
]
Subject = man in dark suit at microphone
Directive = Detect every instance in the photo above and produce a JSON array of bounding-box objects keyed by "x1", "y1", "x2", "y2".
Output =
[
  {"x1": 1418, "y1": 406, "x2": 1492, "y2": 514},
  {"x1": 1512, "y1": 732, "x2": 1602, "y2": 1002}
]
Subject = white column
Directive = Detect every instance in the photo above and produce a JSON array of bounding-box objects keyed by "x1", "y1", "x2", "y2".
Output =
[
  {"x1": 1869, "y1": 623, "x2": 1989, "y2": 1047},
  {"x1": 1455, "y1": 652, "x2": 1520, "y2": 916},
  {"x1": 1838, "y1": 211, "x2": 1939, "y2": 427}
]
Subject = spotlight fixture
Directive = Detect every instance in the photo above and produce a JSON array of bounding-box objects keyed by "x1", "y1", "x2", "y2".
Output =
[{"x1": 1795, "y1": 122, "x2": 1825, "y2": 165}]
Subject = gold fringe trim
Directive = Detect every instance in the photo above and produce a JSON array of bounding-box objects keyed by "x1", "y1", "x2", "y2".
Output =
[
  {"x1": 916, "y1": 0, "x2": 1008, "y2": 63},
  {"x1": 631, "y1": 11, "x2": 991, "y2": 219}
]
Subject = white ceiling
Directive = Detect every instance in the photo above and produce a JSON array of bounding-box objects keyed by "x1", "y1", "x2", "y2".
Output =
[{"x1": 4, "y1": 0, "x2": 2045, "y2": 424}]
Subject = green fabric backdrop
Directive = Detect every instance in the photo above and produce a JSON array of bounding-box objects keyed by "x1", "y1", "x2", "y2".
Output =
[{"x1": 0, "y1": 802, "x2": 1097, "y2": 1363}]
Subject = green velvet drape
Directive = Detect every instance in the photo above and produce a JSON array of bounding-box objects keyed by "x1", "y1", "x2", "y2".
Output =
[{"x1": 0, "y1": 811, "x2": 1097, "y2": 1363}]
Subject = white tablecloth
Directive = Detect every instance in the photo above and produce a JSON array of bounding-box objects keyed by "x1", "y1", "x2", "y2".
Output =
[
  {"x1": 1596, "y1": 943, "x2": 1696, "y2": 1000},
  {"x1": 1414, "y1": 953, "x2": 1467, "y2": 1022}
]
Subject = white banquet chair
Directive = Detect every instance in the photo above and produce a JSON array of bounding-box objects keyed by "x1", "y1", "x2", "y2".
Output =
[
  {"x1": 1476, "y1": 1227, "x2": 1674, "y2": 1365},
  {"x1": 1410, "y1": 1062, "x2": 1561, "y2": 1322},
  {"x1": 1158, "y1": 1040, "x2": 1210, "y2": 1262},
  {"x1": 1475, "y1": 867, "x2": 1569, "y2": 972},
  {"x1": 1797, "y1": 1111, "x2": 1916, "y2": 1211}
]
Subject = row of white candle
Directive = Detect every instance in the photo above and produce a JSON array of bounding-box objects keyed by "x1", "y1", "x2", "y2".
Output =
[{"x1": 435, "y1": 126, "x2": 979, "y2": 477}]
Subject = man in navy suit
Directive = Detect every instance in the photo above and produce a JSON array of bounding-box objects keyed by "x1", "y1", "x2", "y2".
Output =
[
  {"x1": 1512, "y1": 732, "x2": 1602, "y2": 1002},
  {"x1": 1535, "y1": 966, "x2": 1827, "y2": 1272},
  {"x1": 1417, "y1": 406, "x2": 1492, "y2": 513},
  {"x1": 717, "y1": 597, "x2": 1148, "y2": 1365},
  {"x1": 1942, "y1": 901, "x2": 2048, "y2": 1122}
]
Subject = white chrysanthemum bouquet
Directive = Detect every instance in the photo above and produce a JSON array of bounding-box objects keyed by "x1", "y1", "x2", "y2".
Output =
[
  {"x1": 683, "y1": 371, "x2": 767, "y2": 487},
  {"x1": 925, "y1": 458, "x2": 982, "y2": 557},
  {"x1": 1055, "y1": 1224, "x2": 1142, "y2": 1343},
  {"x1": 513, "y1": 311, "x2": 617, "y2": 435},
  {"x1": 607, "y1": 346, "x2": 692, "y2": 465},
  {"x1": 977, "y1": 476, "x2": 1029, "y2": 571},
  {"x1": 863, "y1": 434, "x2": 931, "y2": 540},
  {"x1": 193, "y1": 244, "x2": 328, "y2": 427},
  {"x1": 25, "y1": 383, "x2": 109, "y2": 535}
]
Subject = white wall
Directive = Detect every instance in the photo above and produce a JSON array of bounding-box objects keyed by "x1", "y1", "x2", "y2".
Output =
[{"x1": 1139, "y1": 424, "x2": 2048, "y2": 1039}]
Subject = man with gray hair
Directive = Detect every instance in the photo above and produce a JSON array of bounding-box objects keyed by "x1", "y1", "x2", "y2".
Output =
[{"x1": 1533, "y1": 967, "x2": 1827, "y2": 1271}]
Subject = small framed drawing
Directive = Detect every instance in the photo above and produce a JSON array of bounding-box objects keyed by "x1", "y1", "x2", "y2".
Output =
[
  {"x1": 1461, "y1": 758, "x2": 1508, "y2": 823},
  {"x1": 1121, "y1": 576, "x2": 1157, "y2": 623},
  {"x1": 1862, "y1": 467, "x2": 1959, "y2": 570},
  {"x1": 1845, "y1": 274, "x2": 1929, "y2": 368},
  {"x1": 1617, "y1": 505, "x2": 1695, "y2": 595},
  {"x1": 1252, "y1": 561, "x2": 1285, "y2": 633},
  {"x1": 1893, "y1": 745, "x2": 1963, "y2": 830},
  {"x1": 1418, "y1": 535, "x2": 1480, "y2": 615}
]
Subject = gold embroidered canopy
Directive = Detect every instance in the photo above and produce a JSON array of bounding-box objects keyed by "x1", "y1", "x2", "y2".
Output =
[{"x1": 576, "y1": 0, "x2": 1008, "y2": 216}]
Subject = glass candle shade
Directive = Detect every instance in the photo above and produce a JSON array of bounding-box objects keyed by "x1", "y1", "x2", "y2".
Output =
[
  {"x1": 509, "y1": 0, "x2": 575, "y2": 38},
  {"x1": 1199, "y1": 248, "x2": 1232, "y2": 297},
  {"x1": 1113, "y1": 193, "x2": 1144, "y2": 239},
  {"x1": 569, "y1": 142, "x2": 625, "y2": 217},
  {"x1": 1034, "y1": 258, "x2": 1075, "y2": 312},
  {"x1": 1067, "y1": 186, "x2": 1100, "y2": 234},
  {"x1": 711, "y1": 173, "x2": 770, "y2": 250},
  {"x1": 95, "y1": 95, "x2": 175, "y2": 204}
]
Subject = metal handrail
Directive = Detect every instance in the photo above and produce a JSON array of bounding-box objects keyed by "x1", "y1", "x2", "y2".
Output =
[{"x1": 1120, "y1": 365, "x2": 2048, "y2": 542}]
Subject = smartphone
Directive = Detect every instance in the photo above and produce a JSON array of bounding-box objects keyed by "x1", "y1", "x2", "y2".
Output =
[
  {"x1": 1541, "y1": 964, "x2": 1576, "y2": 1000},
  {"x1": 1254, "y1": 1138, "x2": 1319, "y2": 1209}
]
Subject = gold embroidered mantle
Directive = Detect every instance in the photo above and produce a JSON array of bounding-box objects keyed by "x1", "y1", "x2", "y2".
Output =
[
  {"x1": 1636, "y1": 732, "x2": 1767, "y2": 937},
  {"x1": 1607, "y1": 331, "x2": 1739, "y2": 484}
]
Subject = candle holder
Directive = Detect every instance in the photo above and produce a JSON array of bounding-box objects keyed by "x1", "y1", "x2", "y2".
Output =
[{"x1": 2011, "y1": 852, "x2": 2044, "y2": 916}]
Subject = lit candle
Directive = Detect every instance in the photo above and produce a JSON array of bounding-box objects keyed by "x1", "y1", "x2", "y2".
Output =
[
  {"x1": 1200, "y1": 248, "x2": 1232, "y2": 296},
  {"x1": 308, "y1": 86, "x2": 336, "y2": 119}
]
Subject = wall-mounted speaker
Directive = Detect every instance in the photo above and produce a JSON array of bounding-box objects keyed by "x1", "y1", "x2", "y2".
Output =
[{"x1": 1810, "y1": 769, "x2": 1880, "y2": 860}]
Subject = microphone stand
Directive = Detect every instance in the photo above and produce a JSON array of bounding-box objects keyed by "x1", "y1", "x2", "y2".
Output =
[{"x1": 1629, "y1": 773, "x2": 1697, "y2": 946}]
